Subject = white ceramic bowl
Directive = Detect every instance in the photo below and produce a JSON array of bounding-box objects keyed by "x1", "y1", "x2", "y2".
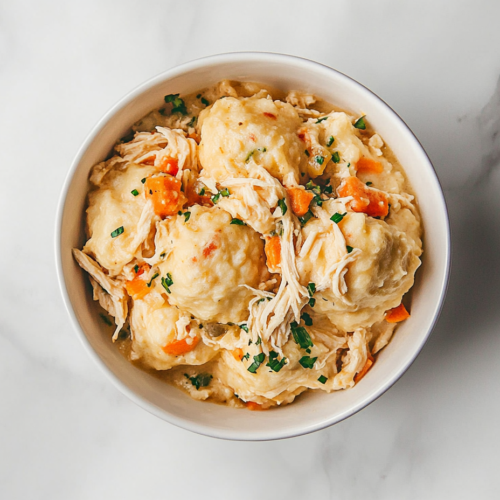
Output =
[{"x1": 55, "y1": 52, "x2": 450, "y2": 441}]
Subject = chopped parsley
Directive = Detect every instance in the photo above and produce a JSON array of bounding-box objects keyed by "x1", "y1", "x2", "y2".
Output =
[
  {"x1": 255, "y1": 337, "x2": 262, "y2": 346},
  {"x1": 242, "y1": 353, "x2": 250, "y2": 361},
  {"x1": 220, "y1": 187, "x2": 230, "y2": 197},
  {"x1": 178, "y1": 211, "x2": 182, "y2": 216},
  {"x1": 134, "y1": 265, "x2": 139, "y2": 274},
  {"x1": 199, "y1": 187, "x2": 206, "y2": 196},
  {"x1": 301, "y1": 312, "x2": 313, "y2": 326},
  {"x1": 305, "y1": 149, "x2": 310, "y2": 157},
  {"x1": 131, "y1": 189, "x2": 139, "y2": 196},
  {"x1": 258, "y1": 147, "x2": 267, "y2": 153},
  {"x1": 278, "y1": 198, "x2": 288, "y2": 216},
  {"x1": 326, "y1": 136, "x2": 335, "y2": 147},
  {"x1": 110, "y1": 226, "x2": 124, "y2": 238},
  {"x1": 245, "y1": 150, "x2": 255, "y2": 162},
  {"x1": 99, "y1": 313, "x2": 112, "y2": 326},
  {"x1": 308, "y1": 297, "x2": 316, "y2": 307},
  {"x1": 147, "y1": 273, "x2": 159, "y2": 287},
  {"x1": 247, "y1": 353, "x2": 265, "y2": 373},
  {"x1": 354, "y1": 116, "x2": 366, "y2": 130},
  {"x1": 299, "y1": 356, "x2": 318, "y2": 369},
  {"x1": 318, "y1": 375, "x2": 328, "y2": 384},
  {"x1": 299, "y1": 210, "x2": 314, "y2": 226},
  {"x1": 316, "y1": 116, "x2": 328, "y2": 124},
  {"x1": 313, "y1": 194, "x2": 323, "y2": 207},
  {"x1": 196, "y1": 94, "x2": 201, "y2": 98},
  {"x1": 346, "y1": 245, "x2": 353, "y2": 253},
  {"x1": 183, "y1": 212, "x2": 191, "y2": 222},
  {"x1": 201, "y1": 97, "x2": 209, "y2": 106},
  {"x1": 161, "y1": 273, "x2": 173, "y2": 293},
  {"x1": 330, "y1": 212, "x2": 347, "y2": 224},
  {"x1": 141, "y1": 177, "x2": 147, "y2": 184},
  {"x1": 230, "y1": 218, "x2": 246, "y2": 225},
  {"x1": 366, "y1": 181, "x2": 373, "y2": 186},
  {"x1": 239, "y1": 324, "x2": 249, "y2": 333},
  {"x1": 164, "y1": 94, "x2": 187, "y2": 115},
  {"x1": 266, "y1": 351, "x2": 287, "y2": 372},
  {"x1": 211, "y1": 192, "x2": 220, "y2": 204},
  {"x1": 307, "y1": 282, "x2": 316, "y2": 296},
  {"x1": 331, "y1": 151, "x2": 340, "y2": 163},
  {"x1": 160, "y1": 252, "x2": 166, "y2": 258},
  {"x1": 315, "y1": 155, "x2": 324, "y2": 165},
  {"x1": 291, "y1": 321, "x2": 313, "y2": 349},
  {"x1": 323, "y1": 184, "x2": 333, "y2": 194},
  {"x1": 184, "y1": 373, "x2": 212, "y2": 390},
  {"x1": 187, "y1": 116, "x2": 197, "y2": 127}
]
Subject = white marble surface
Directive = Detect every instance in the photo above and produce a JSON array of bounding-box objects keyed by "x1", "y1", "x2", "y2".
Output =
[{"x1": 2, "y1": 0, "x2": 500, "y2": 498}]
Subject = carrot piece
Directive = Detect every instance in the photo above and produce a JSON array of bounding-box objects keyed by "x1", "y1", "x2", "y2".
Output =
[
  {"x1": 158, "y1": 156, "x2": 179, "y2": 176},
  {"x1": 386, "y1": 303, "x2": 410, "y2": 323},
  {"x1": 265, "y1": 235, "x2": 281, "y2": 269},
  {"x1": 232, "y1": 348, "x2": 244, "y2": 361},
  {"x1": 134, "y1": 263, "x2": 151, "y2": 277},
  {"x1": 246, "y1": 401, "x2": 266, "y2": 411},
  {"x1": 354, "y1": 354, "x2": 374, "y2": 383},
  {"x1": 125, "y1": 278, "x2": 151, "y2": 300},
  {"x1": 140, "y1": 155, "x2": 156, "y2": 166},
  {"x1": 356, "y1": 157, "x2": 383, "y2": 175},
  {"x1": 337, "y1": 176, "x2": 389, "y2": 217},
  {"x1": 287, "y1": 187, "x2": 314, "y2": 217},
  {"x1": 145, "y1": 175, "x2": 186, "y2": 218},
  {"x1": 162, "y1": 336, "x2": 199, "y2": 356}
]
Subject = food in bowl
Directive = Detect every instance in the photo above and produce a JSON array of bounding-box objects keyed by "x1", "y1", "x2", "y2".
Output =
[{"x1": 73, "y1": 79, "x2": 422, "y2": 410}]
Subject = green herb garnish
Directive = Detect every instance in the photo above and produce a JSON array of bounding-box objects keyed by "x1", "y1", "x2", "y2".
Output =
[
  {"x1": 354, "y1": 116, "x2": 366, "y2": 130},
  {"x1": 299, "y1": 356, "x2": 318, "y2": 369},
  {"x1": 147, "y1": 273, "x2": 159, "y2": 287},
  {"x1": 131, "y1": 189, "x2": 139, "y2": 196},
  {"x1": 230, "y1": 218, "x2": 246, "y2": 225},
  {"x1": 305, "y1": 149, "x2": 310, "y2": 157},
  {"x1": 220, "y1": 187, "x2": 230, "y2": 197},
  {"x1": 366, "y1": 181, "x2": 373, "y2": 186},
  {"x1": 258, "y1": 147, "x2": 267, "y2": 152},
  {"x1": 316, "y1": 116, "x2": 328, "y2": 124},
  {"x1": 110, "y1": 226, "x2": 124, "y2": 238},
  {"x1": 201, "y1": 97, "x2": 209, "y2": 106},
  {"x1": 301, "y1": 312, "x2": 313, "y2": 326},
  {"x1": 299, "y1": 210, "x2": 313, "y2": 226},
  {"x1": 291, "y1": 321, "x2": 313, "y2": 349},
  {"x1": 315, "y1": 155, "x2": 324, "y2": 165},
  {"x1": 134, "y1": 265, "x2": 139, "y2": 274},
  {"x1": 331, "y1": 151, "x2": 340, "y2": 163},
  {"x1": 164, "y1": 94, "x2": 187, "y2": 115},
  {"x1": 161, "y1": 273, "x2": 173, "y2": 293},
  {"x1": 318, "y1": 375, "x2": 328, "y2": 384},
  {"x1": 307, "y1": 282, "x2": 316, "y2": 296},
  {"x1": 211, "y1": 193, "x2": 221, "y2": 204},
  {"x1": 323, "y1": 184, "x2": 333, "y2": 194},
  {"x1": 278, "y1": 198, "x2": 288, "y2": 216},
  {"x1": 326, "y1": 136, "x2": 335, "y2": 147},
  {"x1": 185, "y1": 373, "x2": 212, "y2": 390},
  {"x1": 247, "y1": 353, "x2": 266, "y2": 373},
  {"x1": 199, "y1": 187, "x2": 205, "y2": 196},
  {"x1": 255, "y1": 337, "x2": 262, "y2": 346},
  {"x1": 309, "y1": 297, "x2": 316, "y2": 307},
  {"x1": 141, "y1": 177, "x2": 147, "y2": 184},
  {"x1": 330, "y1": 212, "x2": 347, "y2": 224},
  {"x1": 313, "y1": 194, "x2": 323, "y2": 207},
  {"x1": 242, "y1": 353, "x2": 250, "y2": 361},
  {"x1": 346, "y1": 246, "x2": 353, "y2": 253},
  {"x1": 187, "y1": 116, "x2": 196, "y2": 127},
  {"x1": 239, "y1": 324, "x2": 249, "y2": 333},
  {"x1": 245, "y1": 150, "x2": 255, "y2": 162},
  {"x1": 266, "y1": 351, "x2": 287, "y2": 372},
  {"x1": 196, "y1": 94, "x2": 201, "y2": 98},
  {"x1": 183, "y1": 212, "x2": 191, "y2": 222}
]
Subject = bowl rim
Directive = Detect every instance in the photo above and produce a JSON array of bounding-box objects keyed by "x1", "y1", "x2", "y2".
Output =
[{"x1": 55, "y1": 51, "x2": 451, "y2": 441}]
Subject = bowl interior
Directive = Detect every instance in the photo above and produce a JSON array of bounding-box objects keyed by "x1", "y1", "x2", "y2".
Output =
[{"x1": 57, "y1": 53, "x2": 449, "y2": 440}]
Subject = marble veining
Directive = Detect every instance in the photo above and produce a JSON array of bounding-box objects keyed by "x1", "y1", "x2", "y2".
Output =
[{"x1": 2, "y1": 1, "x2": 500, "y2": 498}]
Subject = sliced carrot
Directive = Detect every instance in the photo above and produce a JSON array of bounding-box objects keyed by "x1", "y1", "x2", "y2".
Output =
[
  {"x1": 265, "y1": 235, "x2": 281, "y2": 269},
  {"x1": 356, "y1": 157, "x2": 383, "y2": 175},
  {"x1": 354, "y1": 354, "x2": 374, "y2": 383},
  {"x1": 158, "y1": 156, "x2": 179, "y2": 176},
  {"x1": 134, "y1": 263, "x2": 151, "y2": 277},
  {"x1": 246, "y1": 401, "x2": 266, "y2": 411},
  {"x1": 287, "y1": 187, "x2": 314, "y2": 217},
  {"x1": 202, "y1": 241, "x2": 218, "y2": 258},
  {"x1": 162, "y1": 336, "x2": 199, "y2": 356},
  {"x1": 337, "y1": 176, "x2": 389, "y2": 218},
  {"x1": 145, "y1": 175, "x2": 186, "y2": 218},
  {"x1": 386, "y1": 303, "x2": 410, "y2": 323},
  {"x1": 232, "y1": 348, "x2": 244, "y2": 361},
  {"x1": 125, "y1": 278, "x2": 151, "y2": 300}
]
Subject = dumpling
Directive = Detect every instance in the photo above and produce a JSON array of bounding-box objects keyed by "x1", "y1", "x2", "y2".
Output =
[
  {"x1": 301, "y1": 210, "x2": 421, "y2": 331},
  {"x1": 84, "y1": 162, "x2": 156, "y2": 275},
  {"x1": 130, "y1": 292, "x2": 216, "y2": 370},
  {"x1": 155, "y1": 205, "x2": 269, "y2": 323},
  {"x1": 198, "y1": 96, "x2": 307, "y2": 184}
]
